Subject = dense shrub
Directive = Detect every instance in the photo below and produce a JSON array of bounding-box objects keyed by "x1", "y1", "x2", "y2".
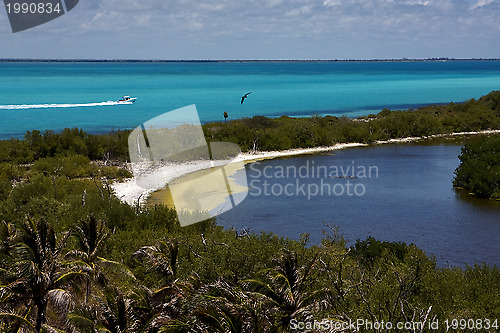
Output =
[
  {"x1": 453, "y1": 134, "x2": 500, "y2": 199},
  {"x1": 204, "y1": 90, "x2": 500, "y2": 151}
]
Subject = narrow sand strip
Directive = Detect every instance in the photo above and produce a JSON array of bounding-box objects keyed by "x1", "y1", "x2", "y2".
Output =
[{"x1": 111, "y1": 130, "x2": 500, "y2": 206}]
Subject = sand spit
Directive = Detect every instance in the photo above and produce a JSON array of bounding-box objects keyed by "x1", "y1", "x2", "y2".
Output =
[{"x1": 111, "y1": 130, "x2": 500, "y2": 206}]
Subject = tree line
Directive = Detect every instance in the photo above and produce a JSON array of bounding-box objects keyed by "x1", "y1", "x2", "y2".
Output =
[{"x1": 204, "y1": 90, "x2": 500, "y2": 152}]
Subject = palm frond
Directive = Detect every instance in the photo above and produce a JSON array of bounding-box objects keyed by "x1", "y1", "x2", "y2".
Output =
[
  {"x1": 67, "y1": 312, "x2": 97, "y2": 333},
  {"x1": 0, "y1": 312, "x2": 35, "y2": 331},
  {"x1": 41, "y1": 324, "x2": 67, "y2": 333},
  {"x1": 158, "y1": 318, "x2": 193, "y2": 333},
  {"x1": 54, "y1": 270, "x2": 87, "y2": 286},
  {"x1": 97, "y1": 257, "x2": 136, "y2": 280},
  {"x1": 241, "y1": 278, "x2": 282, "y2": 306},
  {"x1": 47, "y1": 288, "x2": 73, "y2": 311}
]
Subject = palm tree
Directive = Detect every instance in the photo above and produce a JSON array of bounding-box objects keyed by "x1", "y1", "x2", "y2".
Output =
[
  {"x1": 69, "y1": 287, "x2": 133, "y2": 333},
  {"x1": 133, "y1": 240, "x2": 179, "y2": 281},
  {"x1": 66, "y1": 216, "x2": 132, "y2": 305},
  {"x1": 0, "y1": 221, "x2": 36, "y2": 332},
  {"x1": 192, "y1": 280, "x2": 248, "y2": 332},
  {"x1": 127, "y1": 288, "x2": 163, "y2": 333},
  {"x1": 0, "y1": 218, "x2": 85, "y2": 332},
  {"x1": 130, "y1": 240, "x2": 196, "y2": 331},
  {"x1": 69, "y1": 286, "x2": 173, "y2": 333},
  {"x1": 242, "y1": 251, "x2": 324, "y2": 331},
  {"x1": 159, "y1": 278, "x2": 260, "y2": 333}
]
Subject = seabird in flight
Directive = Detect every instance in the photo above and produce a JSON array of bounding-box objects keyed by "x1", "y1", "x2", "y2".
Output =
[{"x1": 241, "y1": 92, "x2": 251, "y2": 104}]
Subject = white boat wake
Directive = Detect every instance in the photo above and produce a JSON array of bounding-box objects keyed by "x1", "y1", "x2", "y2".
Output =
[{"x1": 0, "y1": 100, "x2": 134, "y2": 110}]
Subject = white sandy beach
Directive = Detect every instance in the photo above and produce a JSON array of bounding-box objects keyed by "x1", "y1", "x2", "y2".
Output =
[{"x1": 111, "y1": 130, "x2": 500, "y2": 206}]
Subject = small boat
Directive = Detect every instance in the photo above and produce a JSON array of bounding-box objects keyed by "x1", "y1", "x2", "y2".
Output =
[{"x1": 117, "y1": 96, "x2": 137, "y2": 103}]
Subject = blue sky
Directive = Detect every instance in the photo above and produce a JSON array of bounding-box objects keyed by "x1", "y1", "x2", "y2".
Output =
[{"x1": 1, "y1": 0, "x2": 499, "y2": 59}]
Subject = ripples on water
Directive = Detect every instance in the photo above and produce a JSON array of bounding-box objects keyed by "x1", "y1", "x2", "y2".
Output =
[{"x1": 217, "y1": 141, "x2": 500, "y2": 267}]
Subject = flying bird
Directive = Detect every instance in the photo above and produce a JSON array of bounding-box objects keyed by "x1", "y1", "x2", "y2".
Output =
[{"x1": 241, "y1": 92, "x2": 251, "y2": 104}]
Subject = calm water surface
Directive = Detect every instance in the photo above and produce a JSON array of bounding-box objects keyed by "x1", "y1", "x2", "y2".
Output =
[{"x1": 217, "y1": 142, "x2": 500, "y2": 267}]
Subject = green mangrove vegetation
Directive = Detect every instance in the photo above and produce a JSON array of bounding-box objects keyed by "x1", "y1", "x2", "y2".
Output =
[
  {"x1": 203, "y1": 90, "x2": 500, "y2": 151},
  {"x1": 454, "y1": 134, "x2": 500, "y2": 199},
  {"x1": 0, "y1": 91, "x2": 499, "y2": 332}
]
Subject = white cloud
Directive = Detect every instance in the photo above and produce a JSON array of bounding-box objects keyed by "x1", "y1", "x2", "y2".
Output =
[
  {"x1": 470, "y1": 0, "x2": 494, "y2": 10},
  {"x1": 405, "y1": 1, "x2": 430, "y2": 5},
  {"x1": 323, "y1": 0, "x2": 341, "y2": 6}
]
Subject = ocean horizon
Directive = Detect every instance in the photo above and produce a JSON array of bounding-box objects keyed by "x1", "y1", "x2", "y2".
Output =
[{"x1": 2, "y1": 58, "x2": 500, "y2": 61}]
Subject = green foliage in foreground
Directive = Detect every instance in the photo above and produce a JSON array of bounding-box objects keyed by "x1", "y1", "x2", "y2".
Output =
[
  {"x1": 453, "y1": 134, "x2": 500, "y2": 199},
  {"x1": 0, "y1": 160, "x2": 499, "y2": 332},
  {"x1": 1, "y1": 212, "x2": 499, "y2": 332}
]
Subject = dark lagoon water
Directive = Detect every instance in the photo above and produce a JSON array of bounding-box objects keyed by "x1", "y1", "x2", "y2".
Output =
[{"x1": 217, "y1": 141, "x2": 500, "y2": 267}]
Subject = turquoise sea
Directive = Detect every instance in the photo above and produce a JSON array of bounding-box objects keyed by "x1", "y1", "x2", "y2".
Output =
[{"x1": 1, "y1": 60, "x2": 500, "y2": 139}]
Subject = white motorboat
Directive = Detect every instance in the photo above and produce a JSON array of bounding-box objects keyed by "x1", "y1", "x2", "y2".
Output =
[{"x1": 117, "y1": 96, "x2": 137, "y2": 103}]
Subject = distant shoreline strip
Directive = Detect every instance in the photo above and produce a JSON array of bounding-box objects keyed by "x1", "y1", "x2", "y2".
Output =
[{"x1": 1, "y1": 58, "x2": 500, "y2": 63}]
